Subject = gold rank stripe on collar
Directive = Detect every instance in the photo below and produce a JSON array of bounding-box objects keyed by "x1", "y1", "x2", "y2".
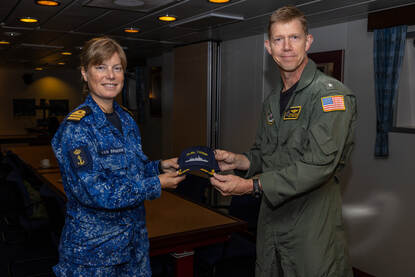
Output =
[
  {"x1": 67, "y1": 106, "x2": 92, "y2": 122},
  {"x1": 283, "y1": 106, "x2": 302, "y2": 120},
  {"x1": 119, "y1": 104, "x2": 133, "y2": 117}
]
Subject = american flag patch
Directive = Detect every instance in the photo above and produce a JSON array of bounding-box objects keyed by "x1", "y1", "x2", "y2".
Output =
[{"x1": 321, "y1": 95, "x2": 345, "y2": 112}]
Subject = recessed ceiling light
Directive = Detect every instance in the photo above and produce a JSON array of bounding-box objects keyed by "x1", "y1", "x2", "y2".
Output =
[
  {"x1": 58, "y1": 62, "x2": 65, "y2": 65},
  {"x1": 0, "y1": 41, "x2": 10, "y2": 45},
  {"x1": 19, "y1": 17, "x2": 38, "y2": 23},
  {"x1": 35, "y1": 0, "x2": 60, "y2": 6},
  {"x1": 208, "y1": 0, "x2": 230, "y2": 3},
  {"x1": 158, "y1": 15, "x2": 177, "y2": 22},
  {"x1": 35, "y1": 67, "x2": 43, "y2": 71},
  {"x1": 124, "y1": 27, "x2": 139, "y2": 33},
  {"x1": 61, "y1": 51, "x2": 72, "y2": 55},
  {"x1": 113, "y1": 0, "x2": 144, "y2": 7}
]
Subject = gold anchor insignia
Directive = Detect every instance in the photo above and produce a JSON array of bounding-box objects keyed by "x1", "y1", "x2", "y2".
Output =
[{"x1": 73, "y1": 149, "x2": 85, "y2": 166}]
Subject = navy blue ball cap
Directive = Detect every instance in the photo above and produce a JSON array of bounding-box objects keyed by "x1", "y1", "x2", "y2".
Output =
[{"x1": 178, "y1": 146, "x2": 220, "y2": 176}]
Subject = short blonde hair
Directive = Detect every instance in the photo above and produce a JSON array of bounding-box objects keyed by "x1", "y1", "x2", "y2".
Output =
[
  {"x1": 80, "y1": 36, "x2": 126, "y2": 95},
  {"x1": 80, "y1": 36, "x2": 127, "y2": 71},
  {"x1": 268, "y1": 6, "x2": 308, "y2": 38}
]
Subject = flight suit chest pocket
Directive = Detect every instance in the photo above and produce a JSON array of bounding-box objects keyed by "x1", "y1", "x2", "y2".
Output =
[
  {"x1": 281, "y1": 126, "x2": 307, "y2": 153},
  {"x1": 99, "y1": 147, "x2": 128, "y2": 171}
]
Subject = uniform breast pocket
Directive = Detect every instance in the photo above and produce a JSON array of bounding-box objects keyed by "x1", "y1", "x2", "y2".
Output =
[{"x1": 100, "y1": 153, "x2": 128, "y2": 173}]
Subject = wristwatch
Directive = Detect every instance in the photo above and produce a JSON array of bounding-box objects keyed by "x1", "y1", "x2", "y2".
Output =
[{"x1": 252, "y1": 178, "x2": 262, "y2": 199}]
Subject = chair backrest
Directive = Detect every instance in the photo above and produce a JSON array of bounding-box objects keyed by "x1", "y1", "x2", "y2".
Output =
[
  {"x1": 4, "y1": 153, "x2": 39, "y2": 218},
  {"x1": 39, "y1": 184, "x2": 65, "y2": 234}
]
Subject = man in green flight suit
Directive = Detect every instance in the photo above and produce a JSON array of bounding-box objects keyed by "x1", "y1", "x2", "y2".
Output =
[{"x1": 210, "y1": 5, "x2": 356, "y2": 277}]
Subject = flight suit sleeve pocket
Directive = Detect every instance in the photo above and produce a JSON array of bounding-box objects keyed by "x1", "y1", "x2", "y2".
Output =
[{"x1": 310, "y1": 123, "x2": 338, "y2": 155}]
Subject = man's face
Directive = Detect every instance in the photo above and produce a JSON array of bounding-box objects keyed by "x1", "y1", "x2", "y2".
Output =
[{"x1": 265, "y1": 19, "x2": 313, "y2": 74}]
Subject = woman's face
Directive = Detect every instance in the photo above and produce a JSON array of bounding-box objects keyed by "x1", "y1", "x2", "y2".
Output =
[{"x1": 81, "y1": 52, "x2": 124, "y2": 103}]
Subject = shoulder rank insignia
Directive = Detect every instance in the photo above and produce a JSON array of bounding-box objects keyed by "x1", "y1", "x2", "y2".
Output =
[
  {"x1": 321, "y1": 95, "x2": 345, "y2": 112},
  {"x1": 119, "y1": 104, "x2": 133, "y2": 117},
  {"x1": 283, "y1": 106, "x2": 302, "y2": 120},
  {"x1": 67, "y1": 106, "x2": 92, "y2": 122}
]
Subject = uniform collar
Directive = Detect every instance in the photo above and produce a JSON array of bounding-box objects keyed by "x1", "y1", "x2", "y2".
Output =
[
  {"x1": 84, "y1": 95, "x2": 133, "y2": 134},
  {"x1": 275, "y1": 58, "x2": 317, "y2": 95},
  {"x1": 85, "y1": 95, "x2": 107, "y2": 129},
  {"x1": 268, "y1": 58, "x2": 318, "y2": 119},
  {"x1": 295, "y1": 59, "x2": 317, "y2": 93},
  {"x1": 113, "y1": 101, "x2": 134, "y2": 134}
]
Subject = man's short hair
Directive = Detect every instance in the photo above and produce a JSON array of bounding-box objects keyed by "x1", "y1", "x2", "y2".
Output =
[{"x1": 268, "y1": 6, "x2": 308, "y2": 38}]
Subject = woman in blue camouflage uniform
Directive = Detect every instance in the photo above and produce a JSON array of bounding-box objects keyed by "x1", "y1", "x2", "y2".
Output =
[{"x1": 51, "y1": 36, "x2": 185, "y2": 276}]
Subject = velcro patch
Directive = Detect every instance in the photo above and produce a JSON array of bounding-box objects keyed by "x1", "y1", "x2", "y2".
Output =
[
  {"x1": 283, "y1": 106, "x2": 302, "y2": 120},
  {"x1": 321, "y1": 95, "x2": 345, "y2": 112},
  {"x1": 69, "y1": 146, "x2": 91, "y2": 170},
  {"x1": 266, "y1": 111, "x2": 275, "y2": 125}
]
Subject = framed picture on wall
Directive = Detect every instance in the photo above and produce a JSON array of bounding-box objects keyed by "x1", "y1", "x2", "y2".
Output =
[{"x1": 308, "y1": 49, "x2": 344, "y2": 82}]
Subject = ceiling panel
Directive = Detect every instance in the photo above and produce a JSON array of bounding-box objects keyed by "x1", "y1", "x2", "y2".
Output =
[
  {"x1": 76, "y1": 10, "x2": 141, "y2": 34},
  {"x1": 84, "y1": 0, "x2": 180, "y2": 13},
  {"x1": 41, "y1": 1, "x2": 109, "y2": 31},
  {"x1": 18, "y1": 30, "x2": 65, "y2": 46},
  {"x1": 0, "y1": 0, "x2": 413, "y2": 69}
]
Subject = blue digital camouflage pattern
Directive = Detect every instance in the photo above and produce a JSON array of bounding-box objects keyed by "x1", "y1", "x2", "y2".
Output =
[{"x1": 51, "y1": 94, "x2": 161, "y2": 277}]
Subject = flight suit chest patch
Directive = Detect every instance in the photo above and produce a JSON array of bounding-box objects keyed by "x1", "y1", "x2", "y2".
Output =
[
  {"x1": 266, "y1": 110, "x2": 275, "y2": 125},
  {"x1": 283, "y1": 106, "x2": 302, "y2": 120}
]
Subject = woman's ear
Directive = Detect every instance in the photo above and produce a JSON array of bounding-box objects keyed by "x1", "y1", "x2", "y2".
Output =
[{"x1": 81, "y1": 66, "x2": 88, "y2": 82}]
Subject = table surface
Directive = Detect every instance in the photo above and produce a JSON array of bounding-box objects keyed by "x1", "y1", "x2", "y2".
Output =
[
  {"x1": 7, "y1": 145, "x2": 59, "y2": 172},
  {"x1": 40, "y1": 171, "x2": 241, "y2": 240}
]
